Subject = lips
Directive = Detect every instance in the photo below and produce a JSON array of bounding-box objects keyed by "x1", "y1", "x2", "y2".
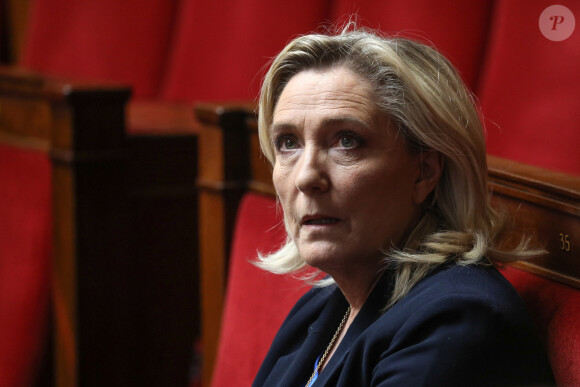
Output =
[{"x1": 301, "y1": 215, "x2": 341, "y2": 226}]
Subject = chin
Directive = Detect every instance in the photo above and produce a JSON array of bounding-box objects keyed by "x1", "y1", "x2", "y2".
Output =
[
  {"x1": 301, "y1": 254, "x2": 330, "y2": 270},
  {"x1": 300, "y1": 251, "x2": 336, "y2": 272},
  {"x1": 300, "y1": 251, "x2": 351, "y2": 275}
]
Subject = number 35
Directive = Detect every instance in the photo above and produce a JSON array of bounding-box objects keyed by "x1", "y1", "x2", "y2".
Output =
[{"x1": 559, "y1": 233, "x2": 571, "y2": 252}]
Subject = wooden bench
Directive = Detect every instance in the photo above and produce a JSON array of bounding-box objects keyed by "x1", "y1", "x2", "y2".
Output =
[
  {"x1": 0, "y1": 67, "x2": 201, "y2": 386},
  {"x1": 196, "y1": 102, "x2": 580, "y2": 386}
]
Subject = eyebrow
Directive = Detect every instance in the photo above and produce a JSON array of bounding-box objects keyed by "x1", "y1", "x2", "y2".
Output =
[{"x1": 271, "y1": 115, "x2": 373, "y2": 134}]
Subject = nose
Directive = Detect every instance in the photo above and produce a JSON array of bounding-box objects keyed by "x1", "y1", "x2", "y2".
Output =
[{"x1": 294, "y1": 145, "x2": 330, "y2": 194}]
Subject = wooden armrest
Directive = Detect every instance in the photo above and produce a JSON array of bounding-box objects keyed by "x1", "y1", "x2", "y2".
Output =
[
  {"x1": 127, "y1": 100, "x2": 200, "y2": 135},
  {"x1": 488, "y1": 155, "x2": 580, "y2": 288}
]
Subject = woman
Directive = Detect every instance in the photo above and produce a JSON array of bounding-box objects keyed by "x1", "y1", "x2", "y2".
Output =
[{"x1": 252, "y1": 28, "x2": 554, "y2": 386}]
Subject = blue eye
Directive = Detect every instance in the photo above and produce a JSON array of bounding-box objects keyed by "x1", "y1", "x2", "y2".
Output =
[
  {"x1": 284, "y1": 137, "x2": 298, "y2": 149},
  {"x1": 338, "y1": 133, "x2": 362, "y2": 148},
  {"x1": 275, "y1": 135, "x2": 299, "y2": 151},
  {"x1": 340, "y1": 135, "x2": 356, "y2": 148}
]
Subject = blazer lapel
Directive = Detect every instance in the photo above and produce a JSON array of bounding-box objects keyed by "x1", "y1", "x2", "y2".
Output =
[
  {"x1": 312, "y1": 271, "x2": 393, "y2": 386},
  {"x1": 266, "y1": 285, "x2": 349, "y2": 387}
]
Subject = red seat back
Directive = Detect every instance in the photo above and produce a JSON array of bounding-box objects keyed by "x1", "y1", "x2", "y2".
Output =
[
  {"x1": 502, "y1": 266, "x2": 580, "y2": 386},
  {"x1": 0, "y1": 145, "x2": 51, "y2": 386},
  {"x1": 329, "y1": 0, "x2": 493, "y2": 90},
  {"x1": 20, "y1": 0, "x2": 178, "y2": 99},
  {"x1": 211, "y1": 193, "x2": 311, "y2": 386},
  {"x1": 478, "y1": 0, "x2": 580, "y2": 175},
  {"x1": 159, "y1": 0, "x2": 330, "y2": 101}
]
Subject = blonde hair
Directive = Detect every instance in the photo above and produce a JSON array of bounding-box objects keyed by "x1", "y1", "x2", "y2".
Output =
[{"x1": 256, "y1": 28, "x2": 537, "y2": 307}]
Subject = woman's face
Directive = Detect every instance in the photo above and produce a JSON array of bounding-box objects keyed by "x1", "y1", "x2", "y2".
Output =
[{"x1": 271, "y1": 66, "x2": 424, "y2": 278}]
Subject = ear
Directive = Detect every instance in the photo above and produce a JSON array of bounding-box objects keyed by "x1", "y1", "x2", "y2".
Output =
[{"x1": 412, "y1": 151, "x2": 444, "y2": 205}]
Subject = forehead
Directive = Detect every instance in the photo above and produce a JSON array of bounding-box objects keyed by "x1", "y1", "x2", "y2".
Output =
[{"x1": 272, "y1": 66, "x2": 378, "y2": 128}]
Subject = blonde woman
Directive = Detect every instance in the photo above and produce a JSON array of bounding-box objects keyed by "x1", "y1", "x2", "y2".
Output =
[{"x1": 253, "y1": 28, "x2": 553, "y2": 386}]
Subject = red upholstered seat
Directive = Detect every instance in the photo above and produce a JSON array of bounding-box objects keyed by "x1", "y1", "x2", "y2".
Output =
[
  {"x1": 502, "y1": 266, "x2": 580, "y2": 386},
  {"x1": 0, "y1": 145, "x2": 51, "y2": 386},
  {"x1": 329, "y1": 0, "x2": 493, "y2": 90},
  {"x1": 478, "y1": 0, "x2": 580, "y2": 175},
  {"x1": 20, "y1": 0, "x2": 178, "y2": 99},
  {"x1": 159, "y1": 0, "x2": 330, "y2": 101},
  {"x1": 211, "y1": 193, "x2": 311, "y2": 386}
]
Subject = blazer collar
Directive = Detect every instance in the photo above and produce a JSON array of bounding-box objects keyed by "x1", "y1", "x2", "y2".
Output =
[{"x1": 312, "y1": 270, "x2": 394, "y2": 385}]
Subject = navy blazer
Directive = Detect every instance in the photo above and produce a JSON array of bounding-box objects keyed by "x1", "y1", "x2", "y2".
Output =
[{"x1": 253, "y1": 264, "x2": 554, "y2": 386}]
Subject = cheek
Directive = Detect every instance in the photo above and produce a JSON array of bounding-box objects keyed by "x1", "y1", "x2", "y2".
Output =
[
  {"x1": 273, "y1": 164, "x2": 295, "y2": 225},
  {"x1": 354, "y1": 166, "x2": 417, "y2": 214},
  {"x1": 272, "y1": 163, "x2": 286, "y2": 197}
]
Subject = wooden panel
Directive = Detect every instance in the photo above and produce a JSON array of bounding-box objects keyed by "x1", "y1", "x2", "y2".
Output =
[
  {"x1": 4, "y1": 0, "x2": 32, "y2": 62},
  {"x1": 0, "y1": 70, "x2": 49, "y2": 152},
  {"x1": 52, "y1": 162, "x2": 76, "y2": 387},
  {"x1": 194, "y1": 103, "x2": 254, "y2": 386},
  {"x1": 198, "y1": 122, "x2": 226, "y2": 185},
  {"x1": 50, "y1": 85, "x2": 131, "y2": 387},
  {"x1": 488, "y1": 155, "x2": 580, "y2": 288},
  {"x1": 125, "y1": 133, "x2": 199, "y2": 386},
  {"x1": 0, "y1": 66, "x2": 202, "y2": 386},
  {"x1": 198, "y1": 191, "x2": 226, "y2": 386},
  {"x1": 0, "y1": 66, "x2": 131, "y2": 386},
  {"x1": 0, "y1": 96, "x2": 51, "y2": 146},
  {"x1": 127, "y1": 101, "x2": 199, "y2": 135}
]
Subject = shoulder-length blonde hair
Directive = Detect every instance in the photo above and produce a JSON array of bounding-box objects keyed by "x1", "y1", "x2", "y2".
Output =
[{"x1": 256, "y1": 28, "x2": 536, "y2": 307}]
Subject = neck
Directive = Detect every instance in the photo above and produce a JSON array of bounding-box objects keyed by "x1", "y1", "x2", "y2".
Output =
[{"x1": 332, "y1": 270, "x2": 382, "y2": 318}]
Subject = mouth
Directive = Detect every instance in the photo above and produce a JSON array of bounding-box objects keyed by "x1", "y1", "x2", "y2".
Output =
[{"x1": 301, "y1": 215, "x2": 341, "y2": 226}]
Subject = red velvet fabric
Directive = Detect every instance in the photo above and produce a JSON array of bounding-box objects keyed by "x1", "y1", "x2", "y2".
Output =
[
  {"x1": 211, "y1": 193, "x2": 311, "y2": 387},
  {"x1": 20, "y1": 0, "x2": 179, "y2": 99},
  {"x1": 329, "y1": 0, "x2": 493, "y2": 90},
  {"x1": 478, "y1": 0, "x2": 580, "y2": 175},
  {"x1": 19, "y1": 0, "x2": 494, "y2": 100},
  {"x1": 502, "y1": 266, "x2": 580, "y2": 387},
  {"x1": 159, "y1": 0, "x2": 331, "y2": 102},
  {"x1": 0, "y1": 145, "x2": 51, "y2": 386}
]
